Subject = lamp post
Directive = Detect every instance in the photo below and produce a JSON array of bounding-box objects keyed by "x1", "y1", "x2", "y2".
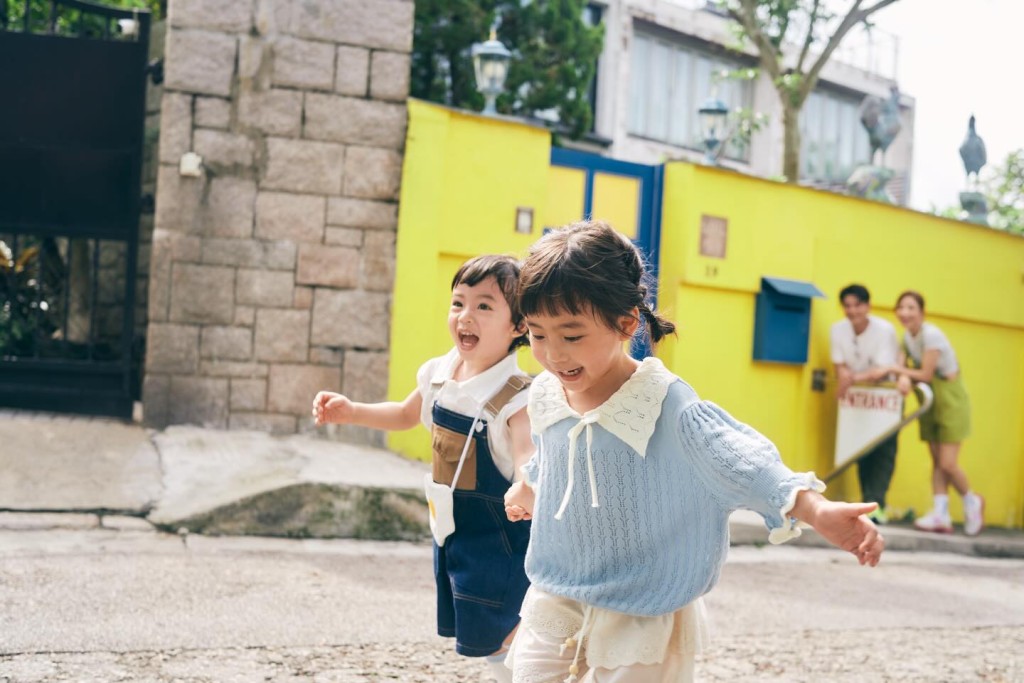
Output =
[
  {"x1": 698, "y1": 96, "x2": 730, "y2": 165},
  {"x1": 471, "y1": 30, "x2": 512, "y2": 116}
]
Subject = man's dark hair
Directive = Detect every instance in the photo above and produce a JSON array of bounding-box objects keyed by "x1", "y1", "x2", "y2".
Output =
[{"x1": 839, "y1": 284, "x2": 870, "y2": 304}]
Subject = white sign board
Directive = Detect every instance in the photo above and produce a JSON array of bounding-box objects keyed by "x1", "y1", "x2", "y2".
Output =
[{"x1": 834, "y1": 386, "x2": 904, "y2": 470}]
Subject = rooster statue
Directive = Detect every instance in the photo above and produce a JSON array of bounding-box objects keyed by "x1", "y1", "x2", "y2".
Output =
[
  {"x1": 959, "y1": 115, "x2": 987, "y2": 187},
  {"x1": 859, "y1": 85, "x2": 902, "y2": 165}
]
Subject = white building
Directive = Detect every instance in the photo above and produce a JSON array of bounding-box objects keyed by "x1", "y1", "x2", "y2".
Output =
[{"x1": 582, "y1": 0, "x2": 915, "y2": 203}]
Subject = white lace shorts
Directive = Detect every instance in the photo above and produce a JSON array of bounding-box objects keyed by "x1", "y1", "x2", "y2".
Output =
[{"x1": 505, "y1": 587, "x2": 708, "y2": 683}]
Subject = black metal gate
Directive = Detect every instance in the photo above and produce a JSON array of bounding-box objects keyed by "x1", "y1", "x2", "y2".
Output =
[{"x1": 0, "y1": 0, "x2": 150, "y2": 418}]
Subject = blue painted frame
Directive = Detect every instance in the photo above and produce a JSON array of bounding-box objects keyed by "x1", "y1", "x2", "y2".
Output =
[{"x1": 549, "y1": 147, "x2": 664, "y2": 358}]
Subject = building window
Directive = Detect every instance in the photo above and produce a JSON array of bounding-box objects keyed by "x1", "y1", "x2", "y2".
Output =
[
  {"x1": 800, "y1": 89, "x2": 871, "y2": 183},
  {"x1": 628, "y1": 29, "x2": 753, "y2": 161}
]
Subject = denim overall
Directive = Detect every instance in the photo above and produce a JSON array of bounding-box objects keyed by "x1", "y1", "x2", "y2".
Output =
[{"x1": 431, "y1": 381, "x2": 532, "y2": 657}]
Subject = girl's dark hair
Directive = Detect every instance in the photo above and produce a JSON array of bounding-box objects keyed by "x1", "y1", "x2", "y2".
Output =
[
  {"x1": 452, "y1": 254, "x2": 529, "y2": 351},
  {"x1": 518, "y1": 220, "x2": 676, "y2": 343},
  {"x1": 896, "y1": 289, "x2": 925, "y2": 312}
]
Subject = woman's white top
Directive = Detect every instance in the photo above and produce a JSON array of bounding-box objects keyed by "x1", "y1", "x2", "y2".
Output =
[
  {"x1": 904, "y1": 322, "x2": 959, "y2": 378},
  {"x1": 416, "y1": 348, "x2": 529, "y2": 481}
]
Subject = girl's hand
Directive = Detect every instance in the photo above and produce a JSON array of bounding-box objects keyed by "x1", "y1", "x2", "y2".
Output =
[
  {"x1": 896, "y1": 374, "x2": 912, "y2": 396},
  {"x1": 807, "y1": 500, "x2": 885, "y2": 567},
  {"x1": 312, "y1": 391, "x2": 354, "y2": 426},
  {"x1": 504, "y1": 480, "x2": 535, "y2": 522}
]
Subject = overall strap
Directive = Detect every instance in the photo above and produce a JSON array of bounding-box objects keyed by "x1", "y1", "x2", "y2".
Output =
[{"x1": 484, "y1": 375, "x2": 532, "y2": 418}]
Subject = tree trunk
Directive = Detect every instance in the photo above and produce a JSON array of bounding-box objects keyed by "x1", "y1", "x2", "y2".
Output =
[{"x1": 782, "y1": 102, "x2": 801, "y2": 184}]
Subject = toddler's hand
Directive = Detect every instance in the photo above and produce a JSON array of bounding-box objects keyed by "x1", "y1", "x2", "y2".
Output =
[
  {"x1": 504, "y1": 480, "x2": 534, "y2": 522},
  {"x1": 312, "y1": 391, "x2": 354, "y2": 426}
]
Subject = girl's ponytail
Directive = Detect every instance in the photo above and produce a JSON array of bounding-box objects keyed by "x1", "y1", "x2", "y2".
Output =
[{"x1": 639, "y1": 301, "x2": 676, "y2": 343}]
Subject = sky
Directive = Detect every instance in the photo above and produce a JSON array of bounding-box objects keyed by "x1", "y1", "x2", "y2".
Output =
[{"x1": 873, "y1": 0, "x2": 1020, "y2": 211}]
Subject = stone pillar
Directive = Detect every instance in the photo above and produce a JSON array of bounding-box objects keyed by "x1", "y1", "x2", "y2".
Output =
[{"x1": 144, "y1": 0, "x2": 412, "y2": 442}]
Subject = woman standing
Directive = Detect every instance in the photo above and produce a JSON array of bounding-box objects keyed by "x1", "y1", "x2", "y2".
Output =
[{"x1": 892, "y1": 291, "x2": 984, "y2": 536}]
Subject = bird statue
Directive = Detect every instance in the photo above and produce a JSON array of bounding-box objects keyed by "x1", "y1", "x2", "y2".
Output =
[
  {"x1": 859, "y1": 85, "x2": 902, "y2": 165},
  {"x1": 959, "y1": 115, "x2": 987, "y2": 187}
]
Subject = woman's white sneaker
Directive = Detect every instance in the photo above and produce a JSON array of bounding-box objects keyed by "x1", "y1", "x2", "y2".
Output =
[
  {"x1": 914, "y1": 510, "x2": 953, "y2": 534},
  {"x1": 964, "y1": 494, "x2": 985, "y2": 536}
]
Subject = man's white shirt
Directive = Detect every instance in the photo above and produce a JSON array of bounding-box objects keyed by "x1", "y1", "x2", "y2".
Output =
[{"x1": 830, "y1": 314, "x2": 899, "y2": 373}]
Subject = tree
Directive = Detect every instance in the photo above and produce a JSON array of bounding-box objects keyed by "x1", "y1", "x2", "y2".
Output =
[
  {"x1": 984, "y1": 149, "x2": 1024, "y2": 235},
  {"x1": 411, "y1": 0, "x2": 604, "y2": 139},
  {"x1": 411, "y1": 0, "x2": 499, "y2": 113},
  {"x1": 714, "y1": 0, "x2": 902, "y2": 183},
  {"x1": 497, "y1": 0, "x2": 604, "y2": 138}
]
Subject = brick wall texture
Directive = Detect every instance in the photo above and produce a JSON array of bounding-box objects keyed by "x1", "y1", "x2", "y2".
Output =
[{"x1": 144, "y1": 0, "x2": 411, "y2": 444}]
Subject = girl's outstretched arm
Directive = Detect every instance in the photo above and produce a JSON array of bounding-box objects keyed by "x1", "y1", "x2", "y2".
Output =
[
  {"x1": 790, "y1": 490, "x2": 885, "y2": 566},
  {"x1": 312, "y1": 388, "x2": 422, "y2": 431}
]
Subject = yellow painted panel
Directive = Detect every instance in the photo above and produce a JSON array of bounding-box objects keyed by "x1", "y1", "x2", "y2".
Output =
[
  {"x1": 392, "y1": 101, "x2": 1024, "y2": 527},
  {"x1": 591, "y1": 173, "x2": 640, "y2": 238},
  {"x1": 389, "y1": 101, "x2": 555, "y2": 462},
  {"x1": 658, "y1": 160, "x2": 1024, "y2": 528},
  {"x1": 545, "y1": 166, "x2": 586, "y2": 230}
]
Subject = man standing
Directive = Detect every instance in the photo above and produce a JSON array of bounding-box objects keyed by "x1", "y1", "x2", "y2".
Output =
[{"x1": 830, "y1": 284, "x2": 900, "y2": 524}]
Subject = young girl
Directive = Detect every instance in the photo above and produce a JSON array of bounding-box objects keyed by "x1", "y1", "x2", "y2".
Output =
[
  {"x1": 503, "y1": 221, "x2": 885, "y2": 683},
  {"x1": 313, "y1": 255, "x2": 533, "y2": 683},
  {"x1": 891, "y1": 290, "x2": 984, "y2": 536}
]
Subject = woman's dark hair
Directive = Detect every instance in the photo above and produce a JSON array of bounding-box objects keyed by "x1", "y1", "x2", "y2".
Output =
[
  {"x1": 896, "y1": 289, "x2": 925, "y2": 312},
  {"x1": 452, "y1": 254, "x2": 528, "y2": 351},
  {"x1": 518, "y1": 220, "x2": 676, "y2": 343}
]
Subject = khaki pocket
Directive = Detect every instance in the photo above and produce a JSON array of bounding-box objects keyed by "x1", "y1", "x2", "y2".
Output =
[{"x1": 431, "y1": 424, "x2": 477, "y2": 491}]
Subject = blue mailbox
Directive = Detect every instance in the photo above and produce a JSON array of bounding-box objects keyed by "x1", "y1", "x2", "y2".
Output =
[{"x1": 753, "y1": 276, "x2": 826, "y2": 364}]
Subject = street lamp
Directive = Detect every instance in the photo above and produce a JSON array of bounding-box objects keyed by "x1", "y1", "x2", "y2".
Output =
[
  {"x1": 698, "y1": 96, "x2": 730, "y2": 165},
  {"x1": 471, "y1": 29, "x2": 512, "y2": 116}
]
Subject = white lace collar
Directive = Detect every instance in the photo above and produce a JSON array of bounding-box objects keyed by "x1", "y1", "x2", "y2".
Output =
[{"x1": 528, "y1": 356, "x2": 676, "y2": 458}]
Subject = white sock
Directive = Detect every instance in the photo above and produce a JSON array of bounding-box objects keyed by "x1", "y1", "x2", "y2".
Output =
[
  {"x1": 963, "y1": 491, "x2": 980, "y2": 509},
  {"x1": 485, "y1": 654, "x2": 513, "y2": 683},
  {"x1": 934, "y1": 494, "x2": 950, "y2": 517}
]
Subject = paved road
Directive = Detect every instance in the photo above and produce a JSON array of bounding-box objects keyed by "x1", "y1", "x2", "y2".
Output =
[{"x1": 1, "y1": 522, "x2": 1022, "y2": 682}]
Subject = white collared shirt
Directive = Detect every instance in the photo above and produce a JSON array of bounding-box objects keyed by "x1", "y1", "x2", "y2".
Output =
[
  {"x1": 830, "y1": 315, "x2": 899, "y2": 373},
  {"x1": 416, "y1": 347, "x2": 529, "y2": 480}
]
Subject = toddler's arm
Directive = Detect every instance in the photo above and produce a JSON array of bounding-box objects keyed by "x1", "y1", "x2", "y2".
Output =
[
  {"x1": 312, "y1": 388, "x2": 422, "y2": 431},
  {"x1": 504, "y1": 407, "x2": 535, "y2": 521},
  {"x1": 790, "y1": 490, "x2": 884, "y2": 566}
]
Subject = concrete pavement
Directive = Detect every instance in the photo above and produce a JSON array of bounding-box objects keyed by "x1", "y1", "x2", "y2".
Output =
[{"x1": 2, "y1": 408, "x2": 1022, "y2": 558}]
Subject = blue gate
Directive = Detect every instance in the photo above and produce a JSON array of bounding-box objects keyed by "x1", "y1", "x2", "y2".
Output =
[{"x1": 549, "y1": 147, "x2": 664, "y2": 357}]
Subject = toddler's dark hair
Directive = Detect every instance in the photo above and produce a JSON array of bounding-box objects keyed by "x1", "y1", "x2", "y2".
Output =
[
  {"x1": 452, "y1": 254, "x2": 529, "y2": 351},
  {"x1": 518, "y1": 220, "x2": 676, "y2": 343}
]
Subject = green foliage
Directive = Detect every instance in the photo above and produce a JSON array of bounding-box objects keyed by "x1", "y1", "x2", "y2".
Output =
[
  {"x1": 0, "y1": 239, "x2": 57, "y2": 357},
  {"x1": 985, "y1": 149, "x2": 1024, "y2": 235},
  {"x1": 411, "y1": 0, "x2": 604, "y2": 139},
  {"x1": 498, "y1": 0, "x2": 604, "y2": 138},
  {"x1": 3, "y1": 0, "x2": 162, "y2": 35},
  {"x1": 411, "y1": 0, "x2": 499, "y2": 112}
]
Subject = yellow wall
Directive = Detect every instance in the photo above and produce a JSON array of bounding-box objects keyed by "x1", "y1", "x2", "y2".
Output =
[
  {"x1": 658, "y1": 163, "x2": 1024, "y2": 528},
  {"x1": 391, "y1": 100, "x2": 1024, "y2": 528},
  {"x1": 389, "y1": 101, "x2": 576, "y2": 461}
]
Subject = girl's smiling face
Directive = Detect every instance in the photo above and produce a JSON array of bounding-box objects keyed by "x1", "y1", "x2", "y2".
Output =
[
  {"x1": 447, "y1": 276, "x2": 523, "y2": 372},
  {"x1": 526, "y1": 307, "x2": 639, "y2": 411},
  {"x1": 895, "y1": 294, "x2": 924, "y2": 331}
]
